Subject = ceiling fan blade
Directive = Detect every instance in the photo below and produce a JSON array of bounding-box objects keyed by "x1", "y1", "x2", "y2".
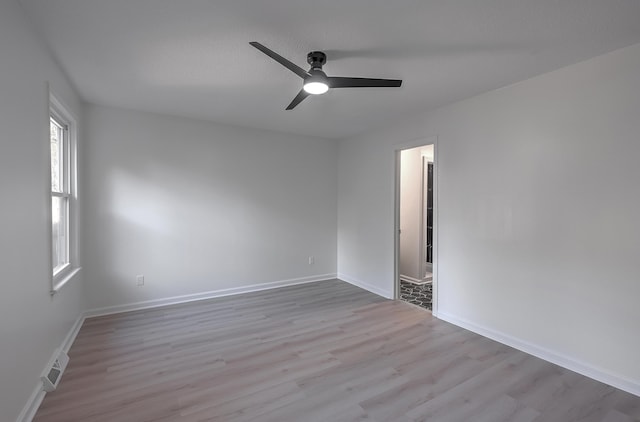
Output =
[
  {"x1": 286, "y1": 89, "x2": 310, "y2": 110},
  {"x1": 249, "y1": 42, "x2": 309, "y2": 79},
  {"x1": 328, "y1": 77, "x2": 402, "y2": 88}
]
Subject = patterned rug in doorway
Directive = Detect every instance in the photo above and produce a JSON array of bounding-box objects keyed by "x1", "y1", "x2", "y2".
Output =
[{"x1": 400, "y1": 280, "x2": 432, "y2": 311}]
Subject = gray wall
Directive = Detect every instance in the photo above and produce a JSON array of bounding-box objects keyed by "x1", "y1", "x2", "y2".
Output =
[
  {"x1": 0, "y1": 1, "x2": 85, "y2": 420},
  {"x1": 338, "y1": 42, "x2": 640, "y2": 389},
  {"x1": 82, "y1": 105, "x2": 338, "y2": 310}
]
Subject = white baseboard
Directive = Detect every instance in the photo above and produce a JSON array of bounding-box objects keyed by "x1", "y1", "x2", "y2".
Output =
[
  {"x1": 85, "y1": 274, "x2": 337, "y2": 318},
  {"x1": 400, "y1": 274, "x2": 432, "y2": 284},
  {"x1": 19, "y1": 278, "x2": 638, "y2": 421},
  {"x1": 15, "y1": 386, "x2": 45, "y2": 422},
  {"x1": 18, "y1": 274, "x2": 336, "y2": 421},
  {"x1": 16, "y1": 314, "x2": 85, "y2": 422},
  {"x1": 60, "y1": 315, "x2": 85, "y2": 353},
  {"x1": 437, "y1": 311, "x2": 640, "y2": 398},
  {"x1": 399, "y1": 274, "x2": 422, "y2": 284},
  {"x1": 338, "y1": 273, "x2": 393, "y2": 299}
]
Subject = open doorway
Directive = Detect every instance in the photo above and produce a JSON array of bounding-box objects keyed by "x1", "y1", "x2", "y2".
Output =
[{"x1": 396, "y1": 142, "x2": 436, "y2": 312}]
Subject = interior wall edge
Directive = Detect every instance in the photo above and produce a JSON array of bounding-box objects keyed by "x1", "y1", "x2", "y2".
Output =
[{"x1": 337, "y1": 273, "x2": 393, "y2": 299}]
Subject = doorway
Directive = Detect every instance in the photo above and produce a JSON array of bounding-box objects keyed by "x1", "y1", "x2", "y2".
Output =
[{"x1": 395, "y1": 142, "x2": 436, "y2": 312}]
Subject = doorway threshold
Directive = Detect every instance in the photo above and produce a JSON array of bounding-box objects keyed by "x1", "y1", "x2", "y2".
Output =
[{"x1": 399, "y1": 279, "x2": 432, "y2": 311}]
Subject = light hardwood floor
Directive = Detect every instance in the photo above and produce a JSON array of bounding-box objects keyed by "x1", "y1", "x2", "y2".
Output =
[{"x1": 34, "y1": 280, "x2": 640, "y2": 421}]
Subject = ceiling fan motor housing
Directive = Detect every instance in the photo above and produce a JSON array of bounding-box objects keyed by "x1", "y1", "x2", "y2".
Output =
[{"x1": 307, "y1": 51, "x2": 327, "y2": 69}]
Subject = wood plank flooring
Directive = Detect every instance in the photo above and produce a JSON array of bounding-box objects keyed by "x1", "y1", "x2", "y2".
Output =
[{"x1": 34, "y1": 280, "x2": 640, "y2": 421}]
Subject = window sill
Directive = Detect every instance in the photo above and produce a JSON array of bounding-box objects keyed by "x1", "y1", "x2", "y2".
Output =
[{"x1": 51, "y1": 267, "x2": 81, "y2": 296}]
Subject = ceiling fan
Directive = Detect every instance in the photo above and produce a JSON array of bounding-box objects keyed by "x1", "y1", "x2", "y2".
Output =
[{"x1": 249, "y1": 42, "x2": 402, "y2": 110}]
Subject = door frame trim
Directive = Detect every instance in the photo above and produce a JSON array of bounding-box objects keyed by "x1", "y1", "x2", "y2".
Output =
[{"x1": 393, "y1": 136, "x2": 439, "y2": 316}]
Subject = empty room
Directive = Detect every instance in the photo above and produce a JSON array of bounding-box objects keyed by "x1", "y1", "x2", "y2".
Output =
[{"x1": 2, "y1": 0, "x2": 640, "y2": 421}]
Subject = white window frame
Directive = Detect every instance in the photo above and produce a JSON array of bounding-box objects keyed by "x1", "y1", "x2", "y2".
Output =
[{"x1": 48, "y1": 92, "x2": 80, "y2": 294}]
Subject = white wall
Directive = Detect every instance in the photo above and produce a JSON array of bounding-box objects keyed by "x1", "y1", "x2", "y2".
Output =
[
  {"x1": 338, "y1": 43, "x2": 640, "y2": 390},
  {"x1": 0, "y1": 1, "x2": 85, "y2": 420},
  {"x1": 83, "y1": 105, "x2": 338, "y2": 310},
  {"x1": 399, "y1": 147, "x2": 423, "y2": 281}
]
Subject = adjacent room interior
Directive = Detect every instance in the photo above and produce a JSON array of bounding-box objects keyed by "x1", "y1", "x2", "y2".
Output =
[
  {"x1": 398, "y1": 144, "x2": 435, "y2": 311},
  {"x1": 3, "y1": 0, "x2": 640, "y2": 421}
]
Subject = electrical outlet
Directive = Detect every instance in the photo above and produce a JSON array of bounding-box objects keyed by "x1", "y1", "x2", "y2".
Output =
[
  {"x1": 308, "y1": 256, "x2": 314, "y2": 265},
  {"x1": 136, "y1": 275, "x2": 144, "y2": 286}
]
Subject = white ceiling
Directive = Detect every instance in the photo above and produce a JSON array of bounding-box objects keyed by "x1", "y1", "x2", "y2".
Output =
[{"x1": 21, "y1": 0, "x2": 640, "y2": 139}]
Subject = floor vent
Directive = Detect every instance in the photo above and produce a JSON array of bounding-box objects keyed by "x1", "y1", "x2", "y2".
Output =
[{"x1": 41, "y1": 350, "x2": 69, "y2": 392}]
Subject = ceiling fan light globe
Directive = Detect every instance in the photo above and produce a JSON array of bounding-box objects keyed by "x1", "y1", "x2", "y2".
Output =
[{"x1": 303, "y1": 81, "x2": 329, "y2": 95}]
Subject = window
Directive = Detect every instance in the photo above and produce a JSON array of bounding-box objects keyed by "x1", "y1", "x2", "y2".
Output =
[
  {"x1": 50, "y1": 115, "x2": 69, "y2": 274},
  {"x1": 49, "y1": 94, "x2": 78, "y2": 292}
]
